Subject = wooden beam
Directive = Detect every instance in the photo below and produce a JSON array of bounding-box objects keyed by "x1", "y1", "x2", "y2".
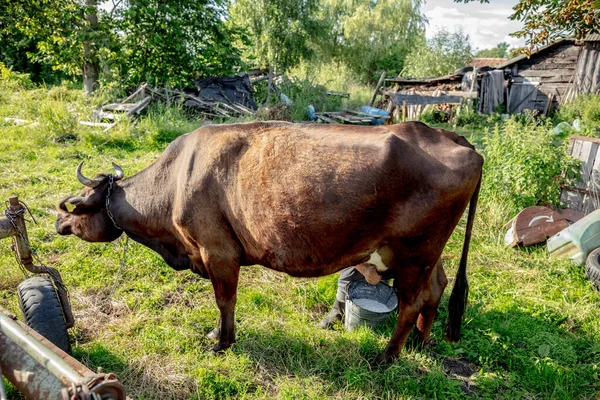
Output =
[
  {"x1": 79, "y1": 121, "x2": 114, "y2": 127},
  {"x1": 387, "y1": 93, "x2": 464, "y2": 105},
  {"x1": 326, "y1": 90, "x2": 350, "y2": 98},
  {"x1": 518, "y1": 69, "x2": 575, "y2": 77},
  {"x1": 369, "y1": 71, "x2": 386, "y2": 107},
  {"x1": 121, "y1": 83, "x2": 147, "y2": 104}
]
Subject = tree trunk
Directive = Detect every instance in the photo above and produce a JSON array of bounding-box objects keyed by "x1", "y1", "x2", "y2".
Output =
[{"x1": 83, "y1": 0, "x2": 99, "y2": 96}]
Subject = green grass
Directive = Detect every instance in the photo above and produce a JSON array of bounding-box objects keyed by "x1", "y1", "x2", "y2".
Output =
[{"x1": 1, "y1": 84, "x2": 599, "y2": 399}]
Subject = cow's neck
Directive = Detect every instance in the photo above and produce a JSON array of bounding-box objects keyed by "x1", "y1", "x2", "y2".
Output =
[
  {"x1": 109, "y1": 170, "x2": 173, "y2": 237},
  {"x1": 107, "y1": 172, "x2": 197, "y2": 272}
]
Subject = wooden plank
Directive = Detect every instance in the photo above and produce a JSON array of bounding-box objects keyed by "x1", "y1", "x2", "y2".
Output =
[
  {"x1": 126, "y1": 96, "x2": 152, "y2": 116},
  {"x1": 585, "y1": 145, "x2": 600, "y2": 212},
  {"x1": 79, "y1": 121, "x2": 114, "y2": 127},
  {"x1": 538, "y1": 76, "x2": 574, "y2": 83},
  {"x1": 103, "y1": 103, "x2": 138, "y2": 112},
  {"x1": 572, "y1": 139, "x2": 597, "y2": 189},
  {"x1": 121, "y1": 83, "x2": 147, "y2": 104},
  {"x1": 369, "y1": 71, "x2": 386, "y2": 107},
  {"x1": 388, "y1": 93, "x2": 463, "y2": 105},
  {"x1": 518, "y1": 69, "x2": 575, "y2": 77},
  {"x1": 316, "y1": 115, "x2": 338, "y2": 124},
  {"x1": 343, "y1": 110, "x2": 390, "y2": 120}
]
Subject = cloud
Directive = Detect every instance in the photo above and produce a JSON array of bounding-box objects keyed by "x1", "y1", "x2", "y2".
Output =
[{"x1": 423, "y1": 0, "x2": 525, "y2": 50}]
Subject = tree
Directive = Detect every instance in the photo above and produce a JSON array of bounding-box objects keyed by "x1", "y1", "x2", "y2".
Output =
[
  {"x1": 112, "y1": 0, "x2": 243, "y2": 87},
  {"x1": 319, "y1": 0, "x2": 426, "y2": 81},
  {"x1": 455, "y1": 0, "x2": 600, "y2": 51},
  {"x1": 475, "y1": 42, "x2": 509, "y2": 58},
  {"x1": 0, "y1": 0, "x2": 243, "y2": 92},
  {"x1": 0, "y1": 0, "x2": 99, "y2": 91},
  {"x1": 228, "y1": 0, "x2": 324, "y2": 73},
  {"x1": 403, "y1": 29, "x2": 473, "y2": 78}
]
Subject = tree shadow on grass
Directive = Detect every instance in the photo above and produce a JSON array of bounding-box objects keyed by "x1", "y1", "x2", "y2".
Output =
[{"x1": 234, "y1": 304, "x2": 600, "y2": 399}]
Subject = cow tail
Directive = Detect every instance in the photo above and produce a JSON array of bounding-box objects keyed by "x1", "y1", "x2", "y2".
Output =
[{"x1": 445, "y1": 171, "x2": 482, "y2": 342}]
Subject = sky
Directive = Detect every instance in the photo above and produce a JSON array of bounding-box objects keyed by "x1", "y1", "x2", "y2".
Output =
[{"x1": 422, "y1": 0, "x2": 526, "y2": 52}]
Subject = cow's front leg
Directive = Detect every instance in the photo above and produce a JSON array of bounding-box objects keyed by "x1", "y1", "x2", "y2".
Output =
[{"x1": 199, "y1": 251, "x2": 240, "y2": 353}]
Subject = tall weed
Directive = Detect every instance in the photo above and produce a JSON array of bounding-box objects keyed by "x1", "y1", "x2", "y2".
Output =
[
  {"x1": 38, "y1": 101, "x2": 78, "y2": 141},
  {"x1": 254, "y1": 77, "x2": 343, "y2": 121},
  {"x1": 0, "y1": 62, "x2": 34, "y2": 91},
  {"x1": 482, "y1": 113, "x2": 580, "y2": 214},
  {"x1": 556, "y1": 94, "x2": 600, "y2": 136}
]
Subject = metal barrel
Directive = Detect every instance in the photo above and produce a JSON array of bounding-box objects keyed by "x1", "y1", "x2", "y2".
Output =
[{"x1": 0, "y1": 306, "x2": 126, "y2": 400}]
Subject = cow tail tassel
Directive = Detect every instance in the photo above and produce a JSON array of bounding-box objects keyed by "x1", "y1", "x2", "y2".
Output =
[{"x1": 445, "y1": 171, "x2": 481, "y2": 342}]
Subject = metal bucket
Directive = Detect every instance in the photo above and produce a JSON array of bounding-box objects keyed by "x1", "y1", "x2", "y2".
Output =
[{"x1": 344, "y1": 280, "x2": 398, "y2": 332}]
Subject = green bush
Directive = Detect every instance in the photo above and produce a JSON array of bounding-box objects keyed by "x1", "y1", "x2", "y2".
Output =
[
  {"x1": 419, "y1": 109, "x2": 448, "y2": 124},
  {"x1": 38, "y1": 101, "x2": 78, "y2": 140},
  {"x1": 482, "y1": 113, "x2": 580, "y2": 213},
  {"x1": 556, "y1": 94, "x2": 600, "y2": 136},
  {"x1": 0, "y1": 62, "x2": 34, "y2": 90},
  {"x1": 253, "y1": 76, "x2": 342, "y2": 121},
  {"x1": 456, "y1": 107, "x2": 486, "y2": 128}
]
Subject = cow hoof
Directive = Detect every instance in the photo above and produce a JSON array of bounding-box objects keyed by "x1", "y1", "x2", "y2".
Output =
[
  {"x1": 374, "y1": 349, "x2": 399, "y2": 366},
  {"x1": 206, "y1": 326, "x2": 221, "y2": 340},
  {"x1": 211, "y1": 341, "x2": 234, "y2": 354}
]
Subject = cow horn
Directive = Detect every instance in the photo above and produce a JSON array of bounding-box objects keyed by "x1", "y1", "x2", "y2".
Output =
[
  {"x1": 112, "y1": 162, "x2": 124, "y2": 180},
  {"x1": 76, "y1": 161, "x2": 102, "y2": 188}
]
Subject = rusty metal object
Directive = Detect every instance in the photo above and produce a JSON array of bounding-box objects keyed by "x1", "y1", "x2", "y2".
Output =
[
  {"x1": 0, "y1": 306, "x2": 126, "y2": 399},
  {"x1": 504, "y1": 206, "x2": 570, "y2": 247},
  {"x1": 5, "y1": 196, "x2": 74, "y2": 329}
]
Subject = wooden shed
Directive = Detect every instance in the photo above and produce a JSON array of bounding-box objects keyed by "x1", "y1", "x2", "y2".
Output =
[{"x1": 494, "y1": 35, "x2": 600, "y2": 114}]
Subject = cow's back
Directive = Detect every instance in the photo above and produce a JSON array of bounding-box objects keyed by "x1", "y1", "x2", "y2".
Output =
[{"x1": 176, "y1": 122, "x2": 482, "y2": 275}]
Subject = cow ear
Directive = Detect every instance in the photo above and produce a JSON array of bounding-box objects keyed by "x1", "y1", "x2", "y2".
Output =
[{"x1": 62, "y1": 196, "x2": 85, "y2": 212}]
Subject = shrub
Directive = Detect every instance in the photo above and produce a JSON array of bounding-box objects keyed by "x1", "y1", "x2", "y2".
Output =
[
  {"x1": 0, "y1": 62, "x2": 34, "y2": 90},
  {"x1": 38, "y1": 101, "x2": 78, "y2": 140},
  {"x1": 556, "y1": 94, "x2": 600, "y2": 136},
  {"x1": 482, "y1": 113, "x2": 580, "y2": 214},
  {"x1": 253, "y1": 76, "x2": 342, "y2": 121}
]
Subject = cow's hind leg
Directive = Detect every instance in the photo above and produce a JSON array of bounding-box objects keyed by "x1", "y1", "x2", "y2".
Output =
[
  {"x1": 415, "y1": 259, "x2": 447, "y2": 347},
  {"x1": 377, "y1": 257, "x2": 437, "y2": 364}
]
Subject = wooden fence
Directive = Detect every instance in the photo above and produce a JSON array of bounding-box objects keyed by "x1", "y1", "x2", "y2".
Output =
[{"x1": 561, "y1": 135, "x2": 600, "y2": 214}]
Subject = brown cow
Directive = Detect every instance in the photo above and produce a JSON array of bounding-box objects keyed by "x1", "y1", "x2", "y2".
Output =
[{"x1": 55, "y1": 121, "x2": 482, "y2": 363}]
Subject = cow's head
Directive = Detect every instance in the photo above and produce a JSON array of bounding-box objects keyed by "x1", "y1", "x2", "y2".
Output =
[{"x1": 56, "y1": 161, "x2": 124, "y2": 242}]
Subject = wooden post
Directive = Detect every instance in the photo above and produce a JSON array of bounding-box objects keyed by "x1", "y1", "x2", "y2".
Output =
[
  {"x1": 8, "y1": 196, "x2": 33, "y2": 269},
  {"x1": 369, "y1": 71, "x2": 387, "y2": 107},
  {"x1": 402, "y1": 101, "x2": 407, "y2": 122},
  {"x1": 267, "y1": 66, "x2": 274, "y2": 104},
  {"x1": 468, "y1": 67, "x2": 477, "y2": 114}
]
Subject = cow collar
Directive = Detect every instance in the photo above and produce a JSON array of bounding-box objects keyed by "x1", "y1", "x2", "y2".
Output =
[{"x1": 106, "y1": 174, "x2": 122, "y2": 231}]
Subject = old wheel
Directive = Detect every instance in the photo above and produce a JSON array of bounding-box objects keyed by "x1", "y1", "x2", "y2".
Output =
[
  {"x1": 17, "y1": 276, "x2": 71, "y2": 354},
  {"x1": 585, "y1": 248, "x2": 600, "y2": 290}
]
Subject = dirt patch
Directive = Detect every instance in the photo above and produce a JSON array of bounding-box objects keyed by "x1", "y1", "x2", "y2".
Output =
[
  {"x1": 442, "y1": 357, "x2": 480, "y2": 395},
  {"x1": 72, "y1": 289, "x2": 131, "y2": 343}
]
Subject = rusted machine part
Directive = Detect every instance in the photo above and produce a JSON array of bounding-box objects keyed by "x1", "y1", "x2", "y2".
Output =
[
  {"x1": 6, "y1": 196, "x2": 75, "y2": 329},
  {"x1": 0, "y1": 306, "x2": 126, "y2": 400}
]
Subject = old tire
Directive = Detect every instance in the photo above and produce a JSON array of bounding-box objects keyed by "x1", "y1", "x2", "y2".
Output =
[
  {"x1": 585, "y1": 248, "x2": 600, "y2": 290},
  {"x1": 17, "y1": 276, "x2": 71, "y2": 354}
]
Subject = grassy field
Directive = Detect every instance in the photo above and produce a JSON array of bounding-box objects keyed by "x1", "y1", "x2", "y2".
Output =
[{"x1": 1, "y1": 84, "x2": 600, "y2": 400}]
